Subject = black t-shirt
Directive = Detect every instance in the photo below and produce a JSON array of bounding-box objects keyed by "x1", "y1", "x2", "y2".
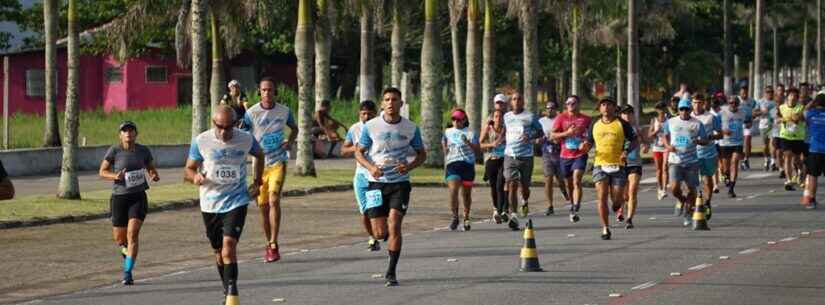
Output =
[{"x1": 103, "y1": 144, "x2": 154, "y2": 195}]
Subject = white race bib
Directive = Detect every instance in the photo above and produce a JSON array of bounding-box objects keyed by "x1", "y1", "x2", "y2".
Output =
[
  {"x1": 786, "y1": 123, "x2": 797, "y2": 133},
  {"x1": 124, "y1": 169, "x2": 146, "y2": 188},
  {"x1": 208, "y1": 164, "x2": 241, "y2": 185},
  {"x1": 602, "y1": 165, "x2": 621, "y2": 174},
  {"x1": 364, "y1": 189, "x2": 383, "y2": 209},
  {"x1": 506, "y1": 125, "x2": 524, "y2": 143}
]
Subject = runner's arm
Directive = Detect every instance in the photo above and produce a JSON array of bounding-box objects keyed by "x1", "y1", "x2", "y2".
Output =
[
  {"x1": 146, "y1": 161, "x2": 160, "y2": 182},
  {"x1": 99, "y1": 147, "x2": 123, "y2": 181},
  {"x1": 184, "y1": 159, "x2": 204, "y2": 185}
]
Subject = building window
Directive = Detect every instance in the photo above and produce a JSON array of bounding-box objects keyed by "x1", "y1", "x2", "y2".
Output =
[
  {"x1": 145, "y1": 66, "x2": 167, "y2": 83},
  {"x1": 25, "y1": 69, "x2": 57, "y2": 97},
  {"x1": 106, "y1": 66, "x2": 123, "y2": 83}
]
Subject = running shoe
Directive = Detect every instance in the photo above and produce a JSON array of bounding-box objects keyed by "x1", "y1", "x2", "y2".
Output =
[
  {"x1": 493, "y1": 210, "x2": 502, "y2": 224},
  {"x1": 265, "y1": 244, "x2": 280, "y2": 263},
  {"x1": 763, "y1": 160, "x2": 770, "y2": 171},
  {"x1": 683, "y1": 214, "x2": 692, "y2": 227},
  {"x1": 807, "y1": 199, "x2": 818, "y2": 210},
  {"x1": 784, "y1": 181, "x2": 795, "y2": 191},
  {"x1": 500, "y1": 212, "x2": 510, "y2": 223},
  {"x1": 122, "y1": 272, "x2": 134, "y2": 285},
  {"x1": 713, "y1": 185, "x2": 720, "y2": 194},
  {"x1": 771, "y1": 163, "x2": 779, "y2": 171},
  {"x1": 723, "y1": 176, "x2": 731, "y2": 187},
  {"x1": 449, "y1": 216, "x2": 460, "y2": 231},
  {"x1": 674, "y1": 202, "x2": 683, "y2": 216},
  {"x1": 780, "y1": 170, "x2": 786, "y2": 179},
  {"x1": 616, "y1": 209, "x2": 625, "y2": 223},
  {"x1": 569, "y1": 212, "x2": 580, "y2": 223},
  {"x1": 601, "y1": 228, "x2": 612, "y2": 240},
  {"x1": 741, "y1": 159, "x2": 750, "y2": 171},
  {"x1": 625, "y1": 219, "x2": 634, "y2": 230},
  {"x1": 545, "y1": 206, "x2": 555, "y2": 216},
  {"x1": 728, "y1": 188, "x2": 737, "y2": 198},
  {"x1": 520, "y1": 204, "x2": 529, "y2": 217},
  {"x1": 120, "y1": 245, "x2": 128, "y2": 259},
  {"x1": 508, "y1": 214, "x2": 520, "y2": 231},
  {"x1": 385, "y1": 272, "x2": 399, "y2": 287},
  {"x1": 657, "y1": 189, "x2": 666, "y2": 200},
  {"x1": 367, "y1": 238, "x2": 381, "y2": 252},
  {"x1": 463, "y1": 219, "x2": 471, "y2": 231},
  {"x1": 705, "y1": 202, "x2": 712, "y2": 221}
]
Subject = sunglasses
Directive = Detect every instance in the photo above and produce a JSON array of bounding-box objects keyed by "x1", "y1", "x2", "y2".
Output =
[{"x1": 213, "y1": 121, "x2": 234, "y2": 130}]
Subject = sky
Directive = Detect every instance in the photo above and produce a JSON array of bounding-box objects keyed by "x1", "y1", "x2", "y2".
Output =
[{"x1": 0, "y1": 0, "x2": 38, "y2": 51}]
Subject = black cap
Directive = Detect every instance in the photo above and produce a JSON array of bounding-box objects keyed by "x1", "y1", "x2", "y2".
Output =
[
  {"x1": 119, "y1": 121, "x2": 137, "y2": 132},
  {"x1": 621, "y1": 105, "x2": 635, "y2": 114},
  {"x1": 598, "y1": 96, "x2": 616, "y2": 105}
]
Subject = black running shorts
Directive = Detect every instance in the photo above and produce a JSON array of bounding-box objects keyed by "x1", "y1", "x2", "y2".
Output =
[
  {"x1": 202, "y1": 205, "x2": 248, "y2": 250},
  {"x1": 110, "y1": 191, "x2": 148, "y2": 227}
]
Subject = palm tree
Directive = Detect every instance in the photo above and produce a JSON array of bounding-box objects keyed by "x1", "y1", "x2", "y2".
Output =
[
  {"x1": 754, "y1": 0, "x2": 764, "y2": 95},
  {"x1": 296, "y1": 0, "x2": 316, "y2": 176},
  {"x1": 354, "y1": 0, "x2": 378, "y2": 103},
  {"x1": 723, "y1": 0, "x2": 733, "y2": 95},
  {"x1": 315, "y1": 0, "x2": 331, "y2": 108},
  {"x1": 209, "y1": 11, "x2": 225, "y2": 110},
  {"x1": 627, "y1": 0, "x2": 638, "y2": 122},
  {"x1": 42, "y1": 0, "x2": 60, "y2": 147},
  {"x1": 390, "y1": 0, "x2": 406, "y2": 89},
  {"x1": 481, "y1": 0, "x2": 494, "y2": 117},
  {"x1": 570, "y1": 0, "x2": 583, "y2": 97},
  {"x1": 58, "y1": 0, "x2": 80, "y2": 199},
  {"x1": 802, "y1": 17, "x2": 809, "y2": 83},
  {"x1": 190, "y1": 0, "x2": 209, "y2": 137},
  {"x1": 465, "y1": 0, "x2": 481, "y2": 134},
  {"x1": 819, "y1": 0, "x2": 823, "y2": 84},
  {"x1": 421, "y1": 0, "x2": 444, "y2": 167},
  {"x1": 594, "y1": 17, "x2": 625, "y2": 105},
  {"x1": 448, "y1": 0, "x2": 465, "y2": 108},
  {"x1": 508, "y1": 0, "x2": 538, "y2": 113}
]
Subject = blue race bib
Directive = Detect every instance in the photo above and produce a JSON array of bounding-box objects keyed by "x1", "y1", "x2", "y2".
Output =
[
  {"x1": 674, "y1": 135, "x2": 690, "y2": 148},
  {"x1": 261, "y1": 132, "x2": 283, "y2": 151},
  {"x1": 364, "y1": 189, "x2": 383, "y2": 209},
  {"x1": 564, "y1": 137, "x2": 581, "y2": 150}
]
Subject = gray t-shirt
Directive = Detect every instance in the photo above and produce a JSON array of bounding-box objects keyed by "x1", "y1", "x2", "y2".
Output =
[{"x1": 104, "y1": 144, "x2": 154, "y2": 195}]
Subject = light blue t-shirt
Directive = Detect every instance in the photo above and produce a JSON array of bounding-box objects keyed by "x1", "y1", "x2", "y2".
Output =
[
  {"x1": 718, "y1": 108, "x2": 750, "y2": 147},
  {"x1": 358, "y1": 115, "x2": 424, "y2": 183},
  {"x1": 538, "y1": 116, "x2": 562, "y2": 160},
  {"x1": 189, "y1": 128, "x2": 261, "y2": 213},
  {"x1": 346, "y1": 121, "x2": 370, "y2": 176},
  {"x1": 503, "y1": 111, "x2": 543, "y2": 157},
  {"x1": 443, "y1": 127, "x2": 479, "y2": 165},
  {"x1": 626, "y1": 125, "x2": 642, "y2": 167},
  {"x1": 663, "y1": 116, "x2": 706, "y2": 165},
  {"x1": 758, "y1": 99, "x2": 777, "y2": 135},
  {"x1": 242, "y1": 103, "x2": 296, "y2": 167},
  {"x1": 692, "y1": 111, "x2": 721, "y2": 159}
]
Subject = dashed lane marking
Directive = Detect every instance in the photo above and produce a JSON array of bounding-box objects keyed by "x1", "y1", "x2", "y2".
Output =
[
  {"x1": 779, "y1": 237, "x2": 798, "y2": 242},
  {"x1": 688, "y1": 263, "x2": 712, "y2": 271},
  {"x1": 631, "y1": 281, "x2": 657, "y2": 290},
  {"x1": 738, "y1": 248, "x2": 759, "y2": 255}
]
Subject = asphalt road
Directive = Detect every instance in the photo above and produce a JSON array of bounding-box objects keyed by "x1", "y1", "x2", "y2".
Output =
[{"x1": 8, "y1": 157, "x2": 825, "y2": 305}]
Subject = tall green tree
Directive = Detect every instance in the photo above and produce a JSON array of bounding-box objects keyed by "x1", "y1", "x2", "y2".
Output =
[
  {"x1": 0, "y1": 0, "x2": 22, "y2": 51},
  {"x1": 295, "y1": 0, "x2": 316, "y2": 176},
  {"x1": 58, "y1": 0, "x2": 80, "y2": 199},
  {"x1": 315, "y1": 0, "x2": 331, "y2": 108},
  {"x1": 421, "y1": 0, "x2": 444, "y2": 167},
  {"x1": 465, "y1": 0, "x2": 481, "y2": 134},
  {"x1": 481, "y1": 0, "x2": 494, "y2": 117},
  {"x1": 509, "y1": 0, "x2": 538, "y2": 112},
  {"x1": 448, "y1": 0, "x2": 465, "y2": 108},
  {"x1": 389, "y1": 0, "x2": 407, "y2": 89},
  {"x1": 209, "y1": 10, "x2": 225, "y2": 110},
  {"x1": 723, "y1": 0, "x2": 733, "y2": 95},
  {"x1": 754, "y1": 0, "x2": 764, "y2": 96},
  {"x1": 43, "y1": 0, "x2": 61, "y2": 147}
]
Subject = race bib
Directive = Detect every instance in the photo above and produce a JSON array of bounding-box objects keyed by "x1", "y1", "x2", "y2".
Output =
[
  {"x1": 786, "y1": 123, "x2": 797, "y2": 133},
  {"x1": 674, "y1": 135, "x2": 690, "y2": 148},
  {"x1": 602, "y1": 165, "x2": 621, "y2": 173},
  {"x1": 564, "y1": 137, "x2": 581, "y2": 150},
  {"x1": 124, "y1": 169, "x2": 146, "y2": 188},
  {"x1": 759, "y1": 118, "x2": 771, "y2": 130},
  {"x1": 208, "y1": 164, "x2": 241, "y2": 185},
  {"x1": 261, "y1": 132, "x2": 283, "y2": 151},
  {"x1": 364, "y1": 189, "x2": 383, "y2": 209},
  {"x1": 506, "y1": 125, "x2": 524, "y2": 143},
  {"x1": 728, "y1": 120, "x2": 741, "y2": 132}
]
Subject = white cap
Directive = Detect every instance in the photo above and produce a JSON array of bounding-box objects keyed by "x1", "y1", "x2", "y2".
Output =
[
  {"x1": 494, "y1": 93, "x2": 508, "y2": 103},
  {"x1": 227, "y1": 79, "x2": 241, "y2": 88}
]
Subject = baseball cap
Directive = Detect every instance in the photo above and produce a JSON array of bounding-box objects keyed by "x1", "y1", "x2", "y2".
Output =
[
  {"x1": 494, "y1": 93, "x2": 508, "y2": 104},
  {"x1": 227, "y1": 79, "x2": 240, "y2": 88},
  {"x1": 451, "y1": 110, "x2": 466, "y2": 120},
  {"x1": 677, "y1": 98, "x2": 691, "y2": 110},
  {"x1": 119, "y1": 121, "x2": 137, "y2": 132},
  {"x1": 621, "y1": 105, "x2": 635, "y2": 114},
  {"x1": 598, "y1": 96, "x2": 616, "y2": 105}
]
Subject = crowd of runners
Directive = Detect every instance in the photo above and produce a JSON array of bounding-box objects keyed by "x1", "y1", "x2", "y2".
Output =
[{"x1": 96, "y1": 77, "x2": 825, "y2": 304}]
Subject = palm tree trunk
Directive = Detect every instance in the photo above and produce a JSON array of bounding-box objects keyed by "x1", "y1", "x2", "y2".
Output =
[
  {"x1": 190, "y1": 0, "x2": 209, "y2": 137},
  {"x1": 422, "y1": 0, "x2": 444, "y2": 167},
  {"x1": 803, "y1": 19, "x2": 809, "y2": 83},
  {"x1": 481, "y1": 0, "x2": 494, "y2": 118},
  {"x1": 749, "y1": 61, "x2": 754, "y2": 97},
  {"x1": 627, "y1": 0, "x2": 639, "y2": 123},
  {"x1": 465, "y1": 0, "x2": 481, "y2": 134},
  {"x1": 450, "y1": 16, "x2": 465, "y2": 108},
  {"x1": 723, "y1": 0, "x2": 733, "y2": 96},
  {"x1": 42, "y1": 0, "x2": 60, "y2": 147},
  {"x1": 58, "y1": 0, "x2": 80, "y2": 199},
  {"x1": 570, "y1": 3, "x2": 580, "y2": 98},
  {"x1": 773, "y1": 26, "x2": 778, "y2": 88},
  {"x1": 818, "y1": 0, "x2": 822, "y2": 84},
  {"x1": 754, "y1": 0, "x2": 764, "y2": 97},
  {"x1": 315, "y1": 0, "x2": 331, "y2": 108},
  {"x1": 359, "y1": 4, "x2": 376, "y2": 103},
  {"x1": 615, "y1": 46, "x2": 623, "y2": 106},
  {"x1": 522, "y1": 0, "x2": 538, "y2": 113},
  {"x1": 390, "y1": 2, "x2": 404, "y2": 89},
  {"x1": 296, "y1": 0, "x2": 316, "y2": 176},
  {"x1": 209, "y1": 11, "x2": 225, "y2": 111},
  {"x1": 734, "y1": 54, "x2": 740, "y2": 84}
]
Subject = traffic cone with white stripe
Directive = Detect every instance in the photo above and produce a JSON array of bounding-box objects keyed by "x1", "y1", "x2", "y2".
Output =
[
  {"x1": 692, "y1": 192, "x2": 710, "y2": 231},
  {"x1": 519, "y1": 219, "x2": 543, "y2": 272}
]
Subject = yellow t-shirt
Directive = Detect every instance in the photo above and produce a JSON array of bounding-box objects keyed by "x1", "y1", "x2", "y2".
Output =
[
  {"x1": 589, "y1": 118, "x2": 635, "y2": 166},
  {"x1": 779, "y1": 104, "x2": 805, "y2": 141}
]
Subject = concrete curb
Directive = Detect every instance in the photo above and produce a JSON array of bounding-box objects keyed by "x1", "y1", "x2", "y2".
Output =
[{"x1": 0, "y1": 179, "x2": 597, "y2": 230}]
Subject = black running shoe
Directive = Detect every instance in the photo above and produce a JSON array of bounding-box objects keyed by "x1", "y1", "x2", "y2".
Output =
[
  {"x1": 625, "y1": 219, "x2": 634, "y2": 229},
  {"x1": 463, "y1": 219, "x2": 471, "y2": 231},
  {"x1": 122, "y1": 272, "x2": 134, "y2": 285},
  {"x1": 683, "y1": 215, "x2": 692, "y2": 227},
  {"x1": 601, "y1": 228, "x2": 612, "y2": 240},
  {"x1": 728, "y1": 189, "x2": 736, "y2": 198},
  {"x1": 367, "y1": 238, "x2": 381, "y2": 252},
  {"x1": 784, "y1": 181, "x2": 795, "y2": 191},
  {"x1": 449, "y1": 216, "x2": 459, "y2": 231},
  {"x1": 545, "y1": 207, "x2": 555, "y2": 216},
  {"x1": 508, "y1": 216, "x2": 520, "y2": 231},
  {"x1": 705, "y1": 202, "x2": 712, "y2": 221},
  {"x1": 780, "y1": 170, "x2": 786, "y2": 179},
  {"x1": 723, "y1": 176, "x2": 731, "y2": 187},
  {"x1": 500, "y1": 212, "x2": 509, "y2": 223},
  {"x1": 385, "y1": 273, "x2": 399, "y2": 287},
  {"x1": 569, "y1": 212, "x2": 580, "y2": 223}
]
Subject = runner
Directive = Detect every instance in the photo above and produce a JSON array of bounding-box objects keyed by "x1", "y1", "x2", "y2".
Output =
[
  {"x1": 778, "y1": 88, "x2": 807, "y2": 191},
  {"x1": 551, "y1": 95, "x2": 592, "y2": 223},
  {"x1": 242, "y1": 77, "x2": 298, "y2": 263},
  {"x1": 538, "y1": 101, "x2": 570, "y2": 216},
  {"x1": 98, "y1": 121, "x2": 160, "y2": 285},
  {"x1": 691, "y1": 95, "x2": 722, "y2": 220},
  {"x1": 480, "y1": 109, "x2": 508, "y2": 224},
  {"x1": 502, "y1": 92, "x2": 543, "y2": 229},
  {"x1": 585, "y1": 97, "x2": 638, "y2": 239},
  {"x1": 801, "y1": 92, "x2": 825, "y2": 209},
  {"x1": 718, "y1": 95, "x2": 752, "y2": 198},
  {"x1": 710, "y1": 95, "x2": 725, "y2": 193},
  {"x1": 620, "y1": 105, "x2": 644, "y2": 229},
  {"x1": 341, "y1": 100, "x2": 380, "y2": 251},
  {"x1": 738, "y1": 86, "x2": 757, "y2": 171},
  {"x1": 773, "y1": 86, "x2": 786, "y2": 175},
  {"x1": 649, "y1": 101, "x2": 671, "y2": 200},
  {"x1": 442, "y1": 109, "x2": 480, "y2": 231},
  {"x1": 354, "y1": 87, "x2": 427, "y2": 286},
  {"x1": 663, "y1": 98, "x2": 709, "y2": 227},
  {"x1": 220, "y1": 80, "x2": 249, "y2": 128},
  {"x1": 757, "y1": 87, "x2": 779, "y2": 172},
  {"x1": 185, "y1": 105, "x2": 264, "y2": 305}
]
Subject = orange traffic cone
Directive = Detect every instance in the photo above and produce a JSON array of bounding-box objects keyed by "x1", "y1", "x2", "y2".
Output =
[
  {"x1": 519, "y1": 219, "x2": 543, "y2": 272},
  {"x1": 692, "y1": 192, "x2": 710, "y2": 231}
]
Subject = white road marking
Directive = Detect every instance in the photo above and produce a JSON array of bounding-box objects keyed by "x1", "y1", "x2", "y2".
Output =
[
  {"x1": 649, "y1": 217, "x2": 657, "y2": 220},
  {"x1": 766, "y1": 241, "x2": 777, "y2": 245},
  {"x1": 670, "y1": 272, "x2": 682, "y2": 276},
  {"x1": 736, "y1": 198, "x2": 744, "y2": 201},
  {"x1": 631, "y1": 281, "x2": 657, "y2": 290},
  {"x1": 609, "y1": 293, "x2": 623, "y2": 298},
  {"x1": 272, "y1": 298, "x2": 287, "y2": 302},
  {"x1": 779, "y1": 237, "x2": 798, "y2": 242},
  {"x1": 640, "y1": 177, "x2": 657, "y2": 184},
  {"x1": 746, "y1": 195, "x2": 758, "y2": 199},
  {"x1": 738, "y1": 248, "x2": 759, "y2": 255},
  {"x1": 371, "y1": 274, "x2": 383, "y2": 278},
  {"x1": 746, "y1": 173, "x2": 774, "y2": 179},
  {"x1": 567, "y1": 234, "x2": 576, "y2": 238},
  {"x1": 769, "y1": 189, "x2": 776, "y2": 193},
  {"x1": 719, "y1": 256, "x2": 730, "y2": 260},
  {"x1": 446, "y1": 258, "x2": 458, "y2": 262},
  {"x1": 300, "y1": 249, "x2": 310, "y2": 252},
  {"x1": 688, "y1": 263, "x2": 712, "y2": 271},
  {"x1": 801, "y1": 231, "x2": 812, "y2": 236}
]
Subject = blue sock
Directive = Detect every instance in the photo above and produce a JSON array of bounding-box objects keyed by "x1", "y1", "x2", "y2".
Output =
[{"x1": 124, "y1": 256, "x2": 135, "y2": 274}]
